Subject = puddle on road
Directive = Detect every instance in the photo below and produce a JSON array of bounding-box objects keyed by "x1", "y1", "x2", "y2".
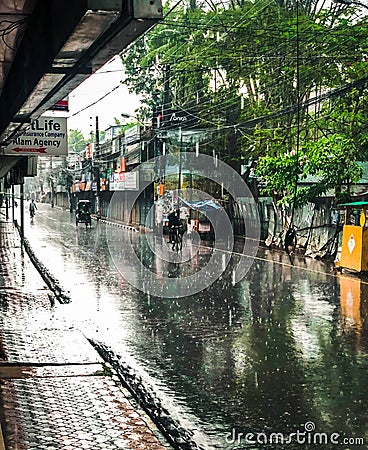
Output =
[{"x1": 20, "y1": 207, "x2": 368, "y2": 449}]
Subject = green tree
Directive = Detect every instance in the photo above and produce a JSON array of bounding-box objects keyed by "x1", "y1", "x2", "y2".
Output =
[
  {"x1": 121, "y1": 0, "x2": 368, "y2": 200},
  {"x1": 68, "y1": 129, "x2": 87, "y2": 154},
  {"x1": 257, "y1": 134, "x2": 362, "y2": 206}
]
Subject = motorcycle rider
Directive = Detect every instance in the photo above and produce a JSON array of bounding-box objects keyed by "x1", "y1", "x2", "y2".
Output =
[{"x1": 168, "y1": 209, "x2": 181, "y2": 243}]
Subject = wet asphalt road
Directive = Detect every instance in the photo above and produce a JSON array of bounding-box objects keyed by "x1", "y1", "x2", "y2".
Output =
[{"x1": 20, "y1": 204, "x2": 368, "y2": 449}]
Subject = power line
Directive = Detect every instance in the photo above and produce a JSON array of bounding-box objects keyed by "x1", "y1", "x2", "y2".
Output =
[
  {"x1": 71, "y1": 0, "x2": 368, "y2": 139},
  {"x1": 69, "y1": 83, "x2": 124, "y2": 118}
]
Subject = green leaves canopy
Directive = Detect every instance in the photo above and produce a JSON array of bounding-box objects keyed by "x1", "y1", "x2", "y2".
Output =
[
  {"x1": 120, "y1": 0, "x2": 368, "y2": 204},
  {"x1": 257, "y1": 134, "x2": 362, "y2": 206}
]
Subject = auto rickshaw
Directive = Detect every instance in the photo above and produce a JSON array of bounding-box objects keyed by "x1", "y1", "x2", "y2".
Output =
[{"x1": 76, "y1": 200, "x2": 92, "y2": 227}]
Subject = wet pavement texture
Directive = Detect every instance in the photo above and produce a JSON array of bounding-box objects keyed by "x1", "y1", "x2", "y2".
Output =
[
  {"x1": 0, "y1": 220, "x2": 171, "y2": 449},
  {"x1": 18, "y1": 205, "x2": 368, "y2": 449},
  {"x1": 2, "y1": 377, "x2": 165, "y2": 450}
]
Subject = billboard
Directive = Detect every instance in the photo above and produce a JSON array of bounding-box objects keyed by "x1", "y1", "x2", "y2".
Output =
[{"x1": 4, "y1": 117, "x2": 68, "y2": 156}]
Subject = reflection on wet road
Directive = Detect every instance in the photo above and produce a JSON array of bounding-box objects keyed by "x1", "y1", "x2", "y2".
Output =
[{"x1": 23, "y1": 205, "x2": 368, "y2": 449}]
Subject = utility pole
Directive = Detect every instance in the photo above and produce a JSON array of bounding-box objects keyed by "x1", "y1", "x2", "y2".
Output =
[
  {"x1": 5, "y1": 188, "x2": 9, "y2": 220},
  {"x1": 177, "y1": 127, "x2": 182, "y2": 211},
  {"x1": 95, "y1": 116, "x2": 100, "y2": 153},
  {"x1": 11, "y1": 185, "x2": 14, "y2": 223},
  {"x1": 94, "y1": 116, "x2": 101, "y2": 215},
  {"x1": 50, "y1": 156, "x2": 54, "y2": 207},
  {"x1": 20, "y1": 184, "x2": 24, "y2": 239},
  {"x1": 162, "y1": 65, "x2": 171, "y2": 123}
]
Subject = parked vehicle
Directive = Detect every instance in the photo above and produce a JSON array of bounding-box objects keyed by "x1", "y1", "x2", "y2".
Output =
[
  {"x1": 158, "y1": 198, "x2": 221, "y2": 240},
  {"x1": 76, "y1": 200, "x2": 92, "y2": 227},
  {"x1": 185, "y1": 200, "x2": 222, "y2": 240}
]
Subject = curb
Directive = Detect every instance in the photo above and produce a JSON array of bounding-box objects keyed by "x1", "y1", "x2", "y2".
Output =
[
  {"x1": 93, "y1": 216, "x2": 139, "y2": 233},
  {"x1": 14, "y1": 224, "x2": 71, "y2": 304},
  {"x1": 90, "y1": 340, "x2": 201, "y2": 450},
  {"x1": 21, "y1": 235, "x2": 71, "y2": 304}
]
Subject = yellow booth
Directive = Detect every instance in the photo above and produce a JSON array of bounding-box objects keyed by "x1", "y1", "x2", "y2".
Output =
[{"x1": 337, "y1": 201, "x2": 368, "y2": 272}]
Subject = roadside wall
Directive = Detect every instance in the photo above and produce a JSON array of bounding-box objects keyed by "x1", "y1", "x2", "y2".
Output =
[{"x1": 260, "y1": 197, "x2": 343, "y2": 259}]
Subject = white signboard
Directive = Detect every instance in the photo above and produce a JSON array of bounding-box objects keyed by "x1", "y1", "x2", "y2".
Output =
[
  {"x1": 125, "y1": 125, "x2": 140, "y2": 145},
  {"x1": 5, "y1": 117, "x2": 68, "y2": 156},
  {"x1": 110, "y1": 171, "x2": 139, "y2": 191}
]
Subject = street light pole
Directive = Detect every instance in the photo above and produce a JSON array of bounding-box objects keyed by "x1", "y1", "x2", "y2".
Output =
[{"x1": 121, "y1": 112, "x2": 146, "y2": 127}]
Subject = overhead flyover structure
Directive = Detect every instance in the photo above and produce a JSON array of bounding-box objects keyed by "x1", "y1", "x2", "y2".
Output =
[{"x1": 0, "y1": 0, "x2": 162, "y2": 179}]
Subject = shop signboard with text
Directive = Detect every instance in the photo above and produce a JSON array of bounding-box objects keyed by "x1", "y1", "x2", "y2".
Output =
[
  {"x1": 5, "y1": 117, "x2": 68, "y2": 156},
  {"x1": 110, "y1": 171, "x2": 139, "y2": 191}
]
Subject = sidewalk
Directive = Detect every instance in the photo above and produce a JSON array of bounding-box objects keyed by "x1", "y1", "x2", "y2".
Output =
[{"x1": 0, "y1": 220, "x2": 171, "y2": 450}]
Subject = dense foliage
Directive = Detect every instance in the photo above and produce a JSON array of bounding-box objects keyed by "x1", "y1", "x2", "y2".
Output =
[
  {"x1": 257, "y1": 134, "x2": 362, "y2": 207},
  {"x1": 121, "y1": 0, "x2": 368, "y2": 206}
]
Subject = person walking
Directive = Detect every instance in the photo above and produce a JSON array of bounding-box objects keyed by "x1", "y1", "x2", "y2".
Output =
[{"x1": 29, "y1": 199, "x2": 37, "y2": 219}]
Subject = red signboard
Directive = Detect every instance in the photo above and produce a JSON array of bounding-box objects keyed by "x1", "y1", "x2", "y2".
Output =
[
  {"x1": 50, "y1": 99, "x2": 69, "y2": 111},
  {"x1": 85, "y1": 143, "x2": 94, "y2": 159}
]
